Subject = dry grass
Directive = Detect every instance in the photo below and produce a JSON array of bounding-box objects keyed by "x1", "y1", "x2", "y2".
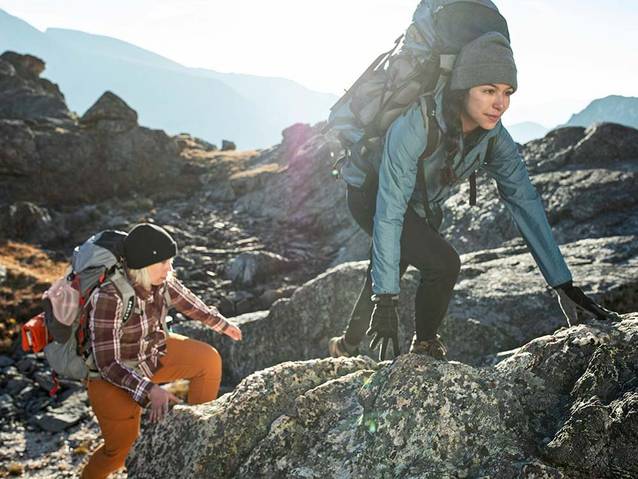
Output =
[
  {"x1": 230, "y1": 162, "x2": 281, "y2": 180},
  {"x1": 0, "y1": 241, "x2": 67, "y2": 351},
  {"x1": 0, "y1": 242, "x2": 67, "y2": 283}
]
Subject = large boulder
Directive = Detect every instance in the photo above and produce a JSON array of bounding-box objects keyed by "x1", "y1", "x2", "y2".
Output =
[
  {"x1": 0, "y1": 51, "x2": 71, "y2": 121},
  {"x1": 0, "y1": 201, "x2": 67, "y2": 243},
  {"x1": 127, "y1": 356, "x2": 379, "y2": 478},
  {"x1": 80, "y1": 90, "x2": 138, "y2": 133},
  {"x1": 224, "y1": 250, "x2": 293, "y2": 287},
  {"x1": 129, "y1": 314, "x2": 638, "y2": 478}
]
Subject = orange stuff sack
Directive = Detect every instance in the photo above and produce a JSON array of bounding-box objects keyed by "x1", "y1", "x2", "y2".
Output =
[{"x1": 21, "y1": 312, "x2": 50, "y2": 353}]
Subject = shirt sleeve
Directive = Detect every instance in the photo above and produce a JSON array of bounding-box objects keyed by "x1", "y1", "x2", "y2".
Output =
[
  {"x1": 481, "y1": 125, "x2": 572, "y2": 287},
  {"x1": 89, "y1": 287, "x2": 154, "y2": 406},
  {"x1": 371, "y1": 101, "x2": 428, "y2": 295},
  {"x1": 167, "y1": 276, "x2": 230, "y2": 332}
]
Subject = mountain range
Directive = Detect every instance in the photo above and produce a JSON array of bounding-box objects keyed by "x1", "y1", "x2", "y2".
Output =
[
  {"x1": 0, "y1": 8, "x2": 337, "y2": 149},
  {"x1": 2, "y1": 8, "x2": 636, "y2": 148},
  {"x1": 565, "y1": 95, "x2": 638, "y2": 130},
  {"x1": 508, "y1": 95, "x2": 638, "y2": 144}
]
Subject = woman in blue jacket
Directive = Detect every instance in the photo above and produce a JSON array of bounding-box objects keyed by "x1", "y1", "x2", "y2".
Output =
[{"x1": 329, "y1": 32, "x2": 618, "y2": 360}]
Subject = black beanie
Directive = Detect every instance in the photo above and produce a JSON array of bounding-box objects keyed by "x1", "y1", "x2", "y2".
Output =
[{"x1": 123, "y1": 223, "x2": 177, "y2": 269}]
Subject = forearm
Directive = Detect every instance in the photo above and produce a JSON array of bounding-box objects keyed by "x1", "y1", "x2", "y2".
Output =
[{"x1": 167, "y1": 277, "x2": 230, "y2": 332}]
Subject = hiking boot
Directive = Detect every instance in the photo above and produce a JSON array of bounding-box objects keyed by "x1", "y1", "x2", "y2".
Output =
[
  {"x1": 409, "y1": 335, "x2": 448, "y2": 360},
  {"x1": 328, "y1": 336, "x2": 359, "y2": 358}
]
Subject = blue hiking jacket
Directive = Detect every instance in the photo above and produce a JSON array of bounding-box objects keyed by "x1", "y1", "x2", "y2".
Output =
[{"x1": 341, "y1": 92, "x2": 573, "y2": 295}]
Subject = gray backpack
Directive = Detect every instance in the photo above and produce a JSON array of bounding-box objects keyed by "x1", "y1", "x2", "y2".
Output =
[
  {"x1": 326, "y1": 0, "x2": 509, "y2": 168},
  {"x1": 42, "y1": 231, "x2": 138, "y2": 384}
]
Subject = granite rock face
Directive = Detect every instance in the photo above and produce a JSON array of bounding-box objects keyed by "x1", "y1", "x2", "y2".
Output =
[
  {"x1": 127, "y1": 357, "x2": 379, "y2": 478},
  {"x1": 130, "y1": 315, "x2": 638, "y2": 479}
]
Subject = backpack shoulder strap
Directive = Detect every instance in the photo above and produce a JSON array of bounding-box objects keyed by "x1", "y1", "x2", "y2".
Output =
[
  {"x1": 106, "y1": 269, "x2": 137, "y2": 324},
  {"x1": 416, "y1": 95, "x2": 441, "y2": 228},
  {"x1": 419, "y1": 95, "x2": 441, "y2": 161},
  {"x1": 469, "y1": 136, "x2": 497, "y2": 207}
]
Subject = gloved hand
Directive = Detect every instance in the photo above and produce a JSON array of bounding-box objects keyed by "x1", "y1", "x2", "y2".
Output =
[
  {"x1": 555, "y1": 281, "x2": 621, "y2": 326},
  {"x1": 366, "y1": 294, "x2": 400, "y2": 361}
]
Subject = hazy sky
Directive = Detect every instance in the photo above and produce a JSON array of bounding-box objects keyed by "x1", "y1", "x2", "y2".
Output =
[{"x1": 0, "y1": 0, "x2": 636, "y2": 127}]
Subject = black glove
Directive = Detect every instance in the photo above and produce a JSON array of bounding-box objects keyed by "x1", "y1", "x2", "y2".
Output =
[
  {"x1": 366, "y1": 294, "x2": 400, "y2": 361},
  {"x1": 555, "y1": 281, "x2": 621, "y2": 326}
]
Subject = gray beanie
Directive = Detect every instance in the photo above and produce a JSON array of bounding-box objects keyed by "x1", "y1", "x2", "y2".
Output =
[{"x1": 450, "y1": 32, "x2": 517, "y2": 91}]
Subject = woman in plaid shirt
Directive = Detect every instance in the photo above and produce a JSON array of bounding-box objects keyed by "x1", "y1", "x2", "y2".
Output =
[{"x1": 82, "y1": 224, "x2": 242, "y2": 479}]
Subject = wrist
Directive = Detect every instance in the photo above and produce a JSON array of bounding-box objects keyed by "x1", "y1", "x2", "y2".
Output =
[
  {"x1": 554, "y1": 280, "x2": 573, "y2": 291},
  {"x1": 371, "y1": 294, "x2": 399, "y2": 305}
]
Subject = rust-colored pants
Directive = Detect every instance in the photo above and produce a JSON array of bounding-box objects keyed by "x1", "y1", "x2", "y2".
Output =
[{"x1": 81, "y1": 333, "x2": 222, "y2": 479}]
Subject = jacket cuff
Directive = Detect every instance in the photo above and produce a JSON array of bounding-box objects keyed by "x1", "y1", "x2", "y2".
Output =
[{"x1": 132, "y1": 377, "x2": 154, "y2": 407}]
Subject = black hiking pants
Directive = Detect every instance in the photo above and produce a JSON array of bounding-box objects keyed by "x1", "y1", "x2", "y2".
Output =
[{"x1": 343, "y1": 184, "x2": 461, "y2": 345}]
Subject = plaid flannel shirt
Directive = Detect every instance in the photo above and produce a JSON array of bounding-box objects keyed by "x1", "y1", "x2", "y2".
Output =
[{"x1": 89, "y1": 274, "x2": 229, "y2": 405}]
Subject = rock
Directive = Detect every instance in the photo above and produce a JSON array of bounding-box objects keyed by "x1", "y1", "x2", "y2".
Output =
[
  {"x1": 1, "y1": 51, "x2": 45, "y2": 78},
  {"x1": 224, "y1": 251, "x2": 293, "y2": 287},
  {"x1": 221, "y1": 139, "x2": 236, "y2": 151},
  {"x1": 16, "y1": 385, "x2": 38, "y2": 403},
  {"x1": 5, "y1": 377, "x2": 32, "y2": 396},
  {"x1": 15, "y1": 356, "x2": 37, "y2": 375},
  {"x1": 80, "y1": 91, "x2": 138, "y2": 132},
  {"x1": 257, "y1": 286, "x2": 297, "y2": 310},
  {"x1": 0, "y1": 201, "x2": 67, "y2": 243},
  {"x1": 280, "y1": 123, "x2": 313, "y2": 162},
  {"x1": 232, "y1": 126, "x2": 359, "y2": 262},
  {"x1": 0, "y1": 52, "x2": 71, "y2": 121},
  {"x1": 0, "y1": 393, "x2": 16, "y2": 418},
  {"x1": 32, "y1": 390, "x2": 88, "y2": 433},
  {"x1": 174, "y1": 133, "x2": 217, "y2": 151},
  {"x1": 33, "y1": 372, "x2": 55, "y2": 392},
  {"x1": 24, "y1": 396, "x2": 52, "y2": 415},
  {"x1": 229, "y1": 163, "x2": 281, "y2": 197},
  {"x1": 498, "y1": 316, "x2": 638, "y2": 478},
  {"x1": 131, "y1": 316, "x2": 638, "y2": 479},
  {"x1": 0, "y1": 355, "x2": 14, "y2": 367},
  {"x1": 127, "y1": 356, "x2": 378, "y2": 477}
]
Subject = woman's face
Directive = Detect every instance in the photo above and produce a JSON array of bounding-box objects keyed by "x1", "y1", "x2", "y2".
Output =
[
  {"x1": 147, "y1": 259, "x2": 174, "y2": 286},
  {"x1": 460, "y1": 83, "x2": 514, "y2": 134}
]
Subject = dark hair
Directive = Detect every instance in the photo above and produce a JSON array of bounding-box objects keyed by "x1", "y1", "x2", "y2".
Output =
[
  {"x1": 440, "y1": 87, "x2": 468, "y2": 184},
  {"x1": 442, "y1": 87, "x2": 466, "y2": 151}
]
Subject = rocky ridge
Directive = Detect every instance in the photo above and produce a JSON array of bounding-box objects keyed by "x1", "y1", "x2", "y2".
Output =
[{"x1": 129, "y1": 314, "x2": 638, "y2": 479}]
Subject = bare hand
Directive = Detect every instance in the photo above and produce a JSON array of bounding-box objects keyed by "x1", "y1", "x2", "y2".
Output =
[
  {"x1": 148, "y1": 385, "x2": 182, "y2": 423},
  {"x1": 224, "y1": 324, "x2": 242, "y2": 341}
]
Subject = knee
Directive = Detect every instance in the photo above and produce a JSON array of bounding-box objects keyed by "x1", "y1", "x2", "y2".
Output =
[
  {"x1": 200, "y1": 344, "x2": 222, "y2": 377},
  {"x1": 446, "y1": 250, "x2": 462, "y2": 283},
  {"x1": 419, "y1": 249, "x2": 461, "y2": 285}
]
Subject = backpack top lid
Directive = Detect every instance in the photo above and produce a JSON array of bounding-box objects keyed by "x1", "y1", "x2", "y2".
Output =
[
  {"x1": 71, "y1": 230, "x2": 128, "y2": 296},
  {"x1": 406, "y1": 0, "x2": 509, "y2": 58}
]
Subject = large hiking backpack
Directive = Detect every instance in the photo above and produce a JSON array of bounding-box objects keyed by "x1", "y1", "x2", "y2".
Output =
[
  {"x1": 22, "y1": 231, "x2": 140, "y2": 390},
  {"x1": 326, "y1": 0, "x2": 509, "y2": 167}
]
